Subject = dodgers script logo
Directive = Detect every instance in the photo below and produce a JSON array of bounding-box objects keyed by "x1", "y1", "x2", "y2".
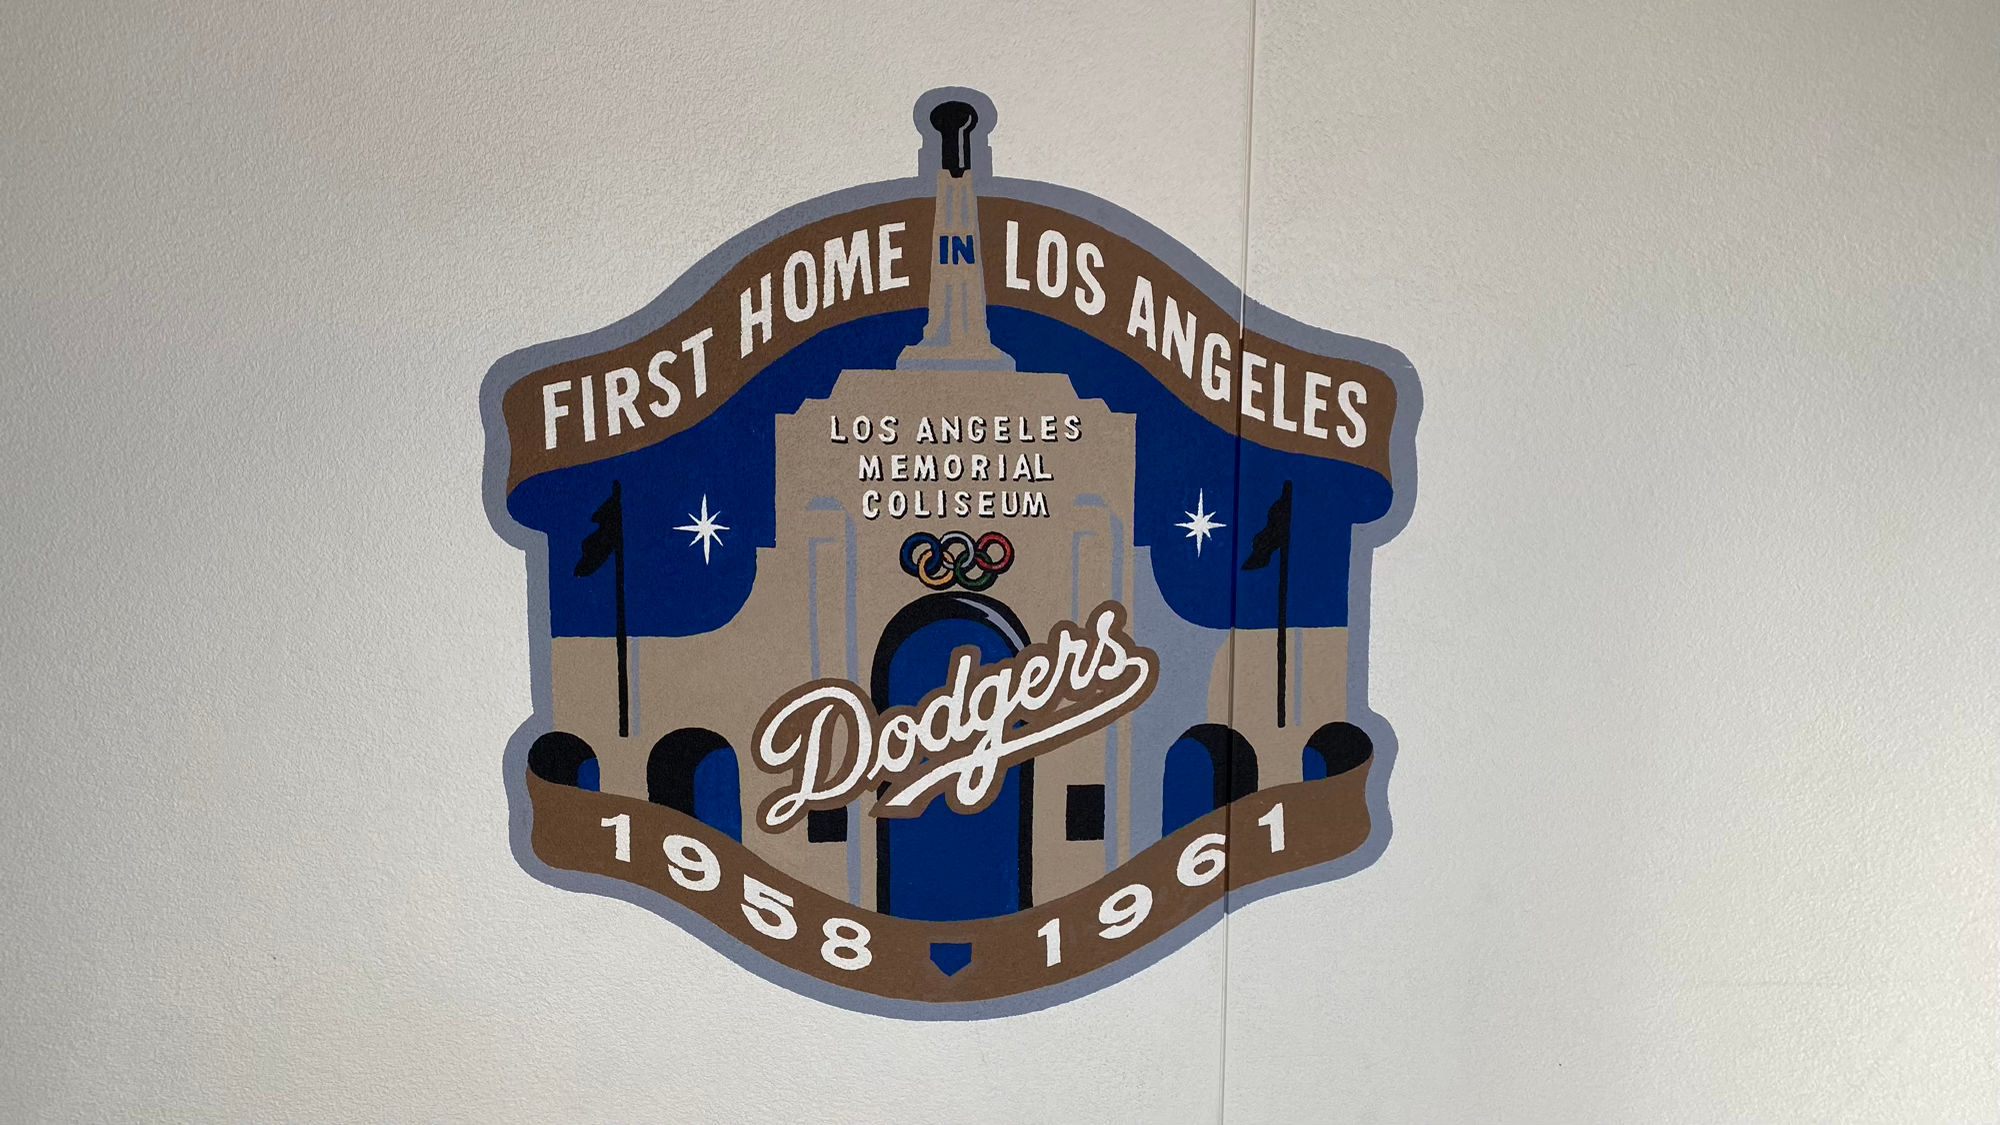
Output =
[{"x1": 480, "y1": 90, "x2": 1420, "y2": 1015}]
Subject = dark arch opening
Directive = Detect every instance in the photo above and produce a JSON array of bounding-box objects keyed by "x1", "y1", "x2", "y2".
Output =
[
  {"x1": 647, "y1": 727, "x2": 743, "y2": 841},
  {"x1": 870, "y1": 591, "x2": 1034, "y2": 920},
  {"x1": 869, "y1": 592, "x2": 1032, "y2": 711},
  {"x1": 1162, "y1": 723, "x2": 1259, "y2": 837},
  {"x1": 528, "y1": 731, "x2": 598, "y2": 790},
  {"x1": 1302, "y1": 721, "x2": 1374, "y2": 781}
]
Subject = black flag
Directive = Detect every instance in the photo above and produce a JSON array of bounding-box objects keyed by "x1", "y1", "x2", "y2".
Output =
[
  {"x1": 575, "y1": 482, "x2": 629, "y2": 736},
  {"x1": 575, "y1": 483, "x2": 622, "y2": 577},
  {"x1": 1240, "y1": 480, "x2": 1292, "y2": 572},
  {"x1": 1242, "y1": 480, "x2": 1294, "y2": 728}
]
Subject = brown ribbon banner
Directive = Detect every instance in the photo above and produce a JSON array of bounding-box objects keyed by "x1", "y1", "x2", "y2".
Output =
[
  {"x1": 501, "y1": 197, "x2": 1395, "y2": 492},
  {"x1": 502, "y1": 198, "x2": 931, "y2": 491},
  {"x1": 980, "y1": 198, "x2": 1396, "y2": 477},
  {"x1": 529, "y1": 762, "x2": 1371, "y2": 1004}
]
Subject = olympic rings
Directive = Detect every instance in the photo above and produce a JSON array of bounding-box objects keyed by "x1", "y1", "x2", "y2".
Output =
[{"x1": 900, "y1": 530, "x2": 1014, "y2": 592}]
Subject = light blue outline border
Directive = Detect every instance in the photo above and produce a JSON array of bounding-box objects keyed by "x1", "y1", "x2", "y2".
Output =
[{"x1": 477, "y1": 86, "x2": 1422, "y2": 1020}]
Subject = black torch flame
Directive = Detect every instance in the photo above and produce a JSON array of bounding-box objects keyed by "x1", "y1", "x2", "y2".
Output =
[{"x1": 930, "y1": 101, "x2": 977, "y2": 177}]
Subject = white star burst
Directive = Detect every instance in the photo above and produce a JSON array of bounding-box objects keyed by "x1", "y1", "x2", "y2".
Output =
[
  {"x1": 674, "y1": 495, "x2": 729, "y2": 564},
  {"x1": 1176, "y1": 489, "x2": 1225, "y2": 556}
]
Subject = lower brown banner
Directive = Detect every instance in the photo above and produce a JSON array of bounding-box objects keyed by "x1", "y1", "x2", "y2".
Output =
[{"x1": 528, "y1": 762, "x2": 1370, "y2": 1004}]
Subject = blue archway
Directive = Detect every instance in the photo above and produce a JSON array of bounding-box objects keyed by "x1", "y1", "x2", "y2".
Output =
[
  {"x1": 648, "y1": 728, "x2": 743, "y2": 841},
  {"x1": 1302, "y1": 721, "x2": 1373, "y2": 782},
  {"x1": 1161, "y1": 724, "x2": 1258, "y2": 837},
  {"x1": 528, "y1": 731, "x2": 599, "y2": 792},
  {"x1": 871, "y1": 592, "x2": 1032, "y2": 921}
]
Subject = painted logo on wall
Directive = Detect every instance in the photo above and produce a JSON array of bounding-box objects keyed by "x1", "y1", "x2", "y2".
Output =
[{"x1": 480, "y1": 89, "x2": 1420, "y2": 1016}]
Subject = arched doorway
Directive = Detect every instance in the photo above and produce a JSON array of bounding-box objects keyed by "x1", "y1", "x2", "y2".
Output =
[
  {"x1": 1161, "y1": 724, "x2": 1258, "y2": 837},
  {"x1": 871, "y1": 592, "x2": 1032, "y2": 921},
  {"x1": 1302, "y1": 721, "x2": 1373, "y2": 781},
  {"x1": 528, "y1": 731, "x2": 599, "y2": 791},
  {"x1": 647, "y1": 728, "x2": 743, "y2": 841}
]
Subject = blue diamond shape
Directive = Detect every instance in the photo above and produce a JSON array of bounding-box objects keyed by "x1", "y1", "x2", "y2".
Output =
[{"x1": 929, "y1": 942, "x2": 973, "y2": 977}]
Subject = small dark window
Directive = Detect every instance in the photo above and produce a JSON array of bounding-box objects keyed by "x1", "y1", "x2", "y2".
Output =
[
  {"x1": 806, "y1": 807, "x2": 848, "y2": 843},
  {"x1": 1065, "y1": 784, "x2": 1106, "y2": 841}
]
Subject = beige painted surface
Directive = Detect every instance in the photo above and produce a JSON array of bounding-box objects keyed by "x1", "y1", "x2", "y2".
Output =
[
  {"x1": 1, "y1": 2, "x2": 1993, "y2": 1123},
  {"x1": 1209, "y1": 625, "x2": 1348, "y2": 788}
]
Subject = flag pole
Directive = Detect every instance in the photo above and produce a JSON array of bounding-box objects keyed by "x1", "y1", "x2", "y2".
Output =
[
  {"x1": 1276, "y1": 528, "x2": 1288, "y2": 729},
  {"x1": 612, "y1": 481, "x2": 629, "y2": 738},
  {"x1": 1240, "y1": 479, "x2": 1295, "y2": 730}
]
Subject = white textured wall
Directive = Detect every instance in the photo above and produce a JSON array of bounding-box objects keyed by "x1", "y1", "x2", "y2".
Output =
[{"x1": 1, "y1": 2, "x2": 1991, "y2": 1122}]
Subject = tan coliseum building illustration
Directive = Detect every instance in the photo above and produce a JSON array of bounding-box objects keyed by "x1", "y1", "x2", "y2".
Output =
[{"x1": 517, "y1": 97, "x2": 1383, "y2": 935}]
